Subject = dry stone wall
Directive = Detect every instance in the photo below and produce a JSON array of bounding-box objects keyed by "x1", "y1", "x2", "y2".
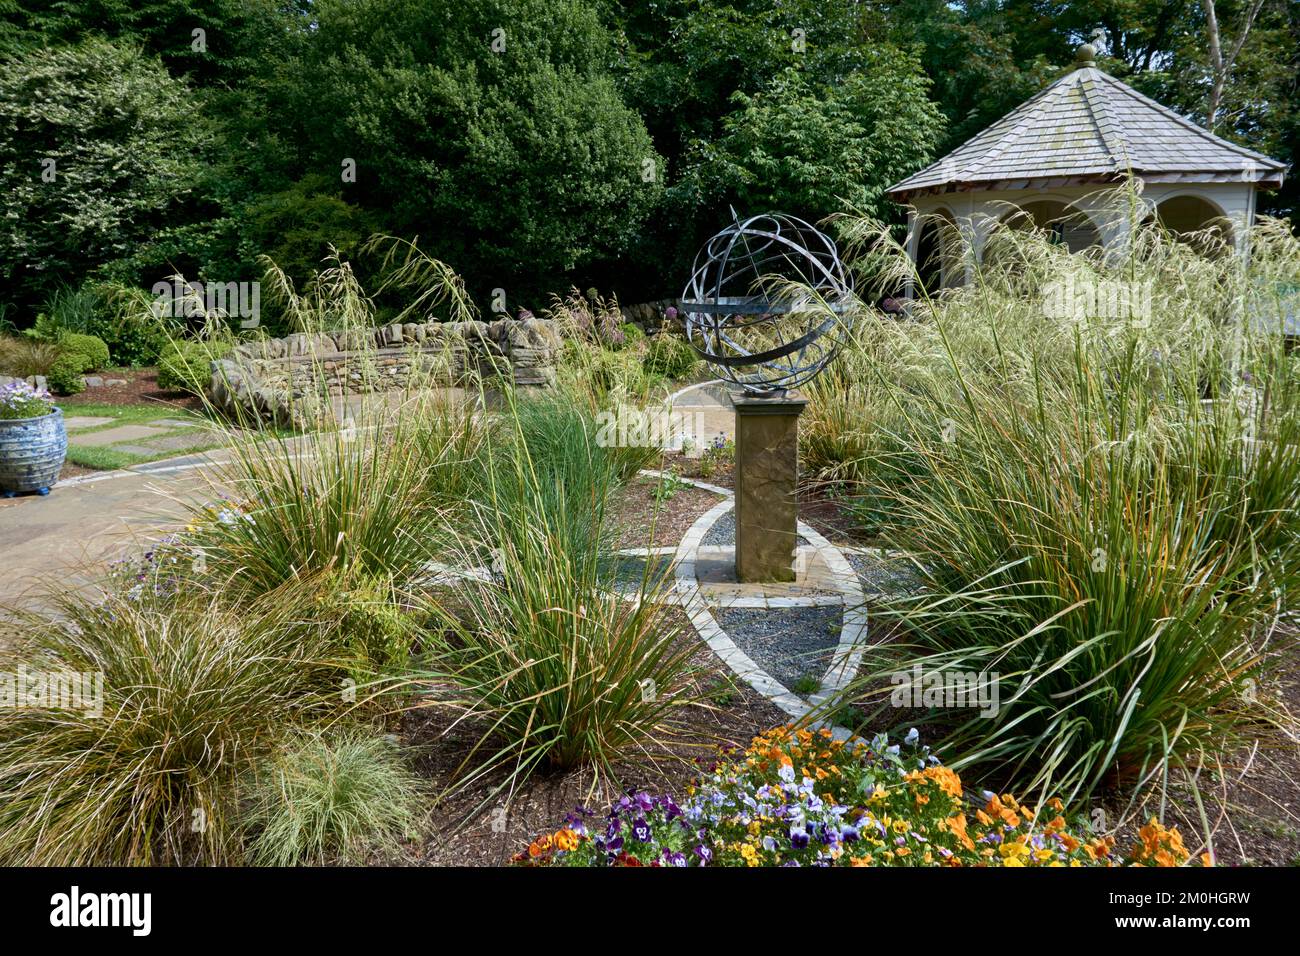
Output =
[{"x1": 209, "y1": 318, "x2": 562, "y2": 426}]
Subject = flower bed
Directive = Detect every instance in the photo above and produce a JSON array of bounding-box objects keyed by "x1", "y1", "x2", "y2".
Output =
[{"x1": 517, "y1": 726, "x2": 1204, "y2": 867}]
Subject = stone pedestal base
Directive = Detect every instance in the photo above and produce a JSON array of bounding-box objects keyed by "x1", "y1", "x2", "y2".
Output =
[{"x1": 733, "y1": 391, "x2": 806, "y2": 582}]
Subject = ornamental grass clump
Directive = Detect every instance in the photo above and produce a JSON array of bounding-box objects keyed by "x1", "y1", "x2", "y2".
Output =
[
  {"x1": 184, "y1": 392, "x2": 453, "y2": 600},
  {"x1": 0, "y1": 589, "x2": 341, "y2": 866},
  {"x1": 410, "y1": 391, "x2": 700, "y2": 796},
  {"x1": 801, "y1": 196, "x2": 1300, "y2": 809},
  {"x1": 240, "y1": 726, "x2": 426, "y2": 866},
  {"x1": 518, "y1": 726, "x2": 1202, "y2": 867}
]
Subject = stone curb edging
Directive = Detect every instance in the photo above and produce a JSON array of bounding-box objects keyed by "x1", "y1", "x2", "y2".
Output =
[{"x1": 639, "y1": 469, "x2": 868, "y2": 735}]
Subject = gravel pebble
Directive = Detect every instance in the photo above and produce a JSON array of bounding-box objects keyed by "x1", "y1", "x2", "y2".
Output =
[{"x1": 716, "y1": 605, "x2": 842, "y2": 692}]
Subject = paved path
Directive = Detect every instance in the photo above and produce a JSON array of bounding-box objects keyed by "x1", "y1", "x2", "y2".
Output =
[
  {"x1": 63, "y1": 410, "x2": 221, "y2": 461},
  {"x1": 0, "y1": 452, "x2": 231, "y2": 605}
]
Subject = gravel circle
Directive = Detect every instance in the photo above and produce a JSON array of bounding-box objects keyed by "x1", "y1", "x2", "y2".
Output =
[
  {"x1": 716, "y1": 605, "x2": 842, "y2": 693},
  {"x1": 701, "y1": 510, "x2": 810, "y2": 548},
  {"x1": 847, "y1": 550, "x2": 926, "y2": 596}
]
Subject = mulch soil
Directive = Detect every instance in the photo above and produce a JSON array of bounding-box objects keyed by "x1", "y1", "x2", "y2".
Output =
[
  {"x1": 400, "y1": 609, "x2": 785, "y2": 866},
  {"x1": 59, "y1": 366, "x2": 203, "y2": 412},
  {"x1": 1151, "y1": 627, "x2": 1300, "y2": 866},
  {"x1": 611, "y1": 471, "x2": 726, "y2": 550}
]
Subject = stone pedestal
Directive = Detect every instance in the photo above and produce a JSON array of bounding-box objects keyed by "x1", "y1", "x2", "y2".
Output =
[{"x1": 733, "y1": 391, "x2": 806, "y2": 582}]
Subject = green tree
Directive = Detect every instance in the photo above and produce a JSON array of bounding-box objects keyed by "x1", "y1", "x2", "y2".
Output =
[
  {"x1": 265, "y1": 0, "x2": 662, "y2": 303},
  {"x1": 0, "y1": 37, "x2": 215, "y2": 310},
  {"x1": 678, "y1": 59, "x2": 944, "y2": 223}
]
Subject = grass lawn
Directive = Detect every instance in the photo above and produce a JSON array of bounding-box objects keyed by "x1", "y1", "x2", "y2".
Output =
[{"x1": 59, "y1": 402, "x2": 225, "y2": 471}]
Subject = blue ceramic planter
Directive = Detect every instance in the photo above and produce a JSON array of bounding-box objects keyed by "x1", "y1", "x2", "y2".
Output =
[{"x1": 0, "y1": 407, "x2": 67, "y2": 497}]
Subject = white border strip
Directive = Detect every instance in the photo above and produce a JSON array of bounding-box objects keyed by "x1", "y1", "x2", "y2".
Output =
[{"x1": 647, "y1": 469, "x2": 870, "y2": 731}]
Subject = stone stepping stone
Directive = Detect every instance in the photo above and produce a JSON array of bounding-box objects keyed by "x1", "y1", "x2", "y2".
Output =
[
  {"x1": 112, "y1": 432, "x2": 211, "y2": 455},
  {"x1": 62, "y1": 416, "x2": 116, "y2": 431},
  {"x1": 148, "y1": 418, "x2": 201, "y2": 428},
  {"x1": 69, "y1": 424, "x2": 171, "y2": 447}
]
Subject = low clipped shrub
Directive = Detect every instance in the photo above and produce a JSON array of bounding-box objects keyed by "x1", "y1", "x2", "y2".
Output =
[
  {"x1": 58, "y1": 333, "x2": 110, "y2": 371},
  {"x1": 644, "y1": 334, "x2": 699, "y2": 381},
  {"x1": 157, "y1": 338, "x2": 228, "y2": 394},
  {"x1": 240, "y1": 727, "x2": 424, "y2": 866},
  {"x1": 517, "y1": 726, "x2": 1205, "y2": 867},
  {"x1": 45, "y1": 353, "x2": 86, "y2": 395},
  {"x1": 42, "y1": 332, "x2": 110, "y2": 394}
]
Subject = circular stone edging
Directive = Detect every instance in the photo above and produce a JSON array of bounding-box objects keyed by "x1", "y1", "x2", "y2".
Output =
[{"x1": 639, "y1": 469, "x2": 868, "y2": 730}]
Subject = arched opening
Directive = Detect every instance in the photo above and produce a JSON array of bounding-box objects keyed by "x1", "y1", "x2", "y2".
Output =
[
  {"x1": 1000, "y1": 200, "x2": 1102, "y2": 253},
  {"x1": 915, "y1": 209, "x2": 960, "y2": 295},
  {"x1": 1152, "y1": 195, "x2": 1233, "y2": 255}
]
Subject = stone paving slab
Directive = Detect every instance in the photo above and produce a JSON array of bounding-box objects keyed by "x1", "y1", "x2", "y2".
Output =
[
  {"x1": 664, "y1": 471, "x2": 871, "y2": 735},
  {"x1": 113, "y1": 433, "x2": 213, "y2": 455},
  {"x1": 69, "y1": 424, "x2": 171, "y2": 447},
  {"x1": 0, "y1": 456, "x2": 233, "y2": 606},
  {"x1": 147, "y1": 418, "x2": 201, "y2": 428},
  {"x1": 62, "y1": 416, "x2": 116, "y2": 431}
]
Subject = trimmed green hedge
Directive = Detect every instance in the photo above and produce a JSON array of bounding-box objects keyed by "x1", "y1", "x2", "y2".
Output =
[
  {"x1": 59, "y1": 333, "x2": 110, "y2": 371},
  {"x1": 158, "y1": 339, "x2": 228, "y2": 395}
]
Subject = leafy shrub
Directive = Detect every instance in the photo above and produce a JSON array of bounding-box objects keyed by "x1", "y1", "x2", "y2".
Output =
[
  {"x1": 312, "y1": 571, "x2": 423, "y2": 676},
  {"x1": 612, "y1": 321, "x2": 645, "y2": 350},
  {"x1": 644, "y1": 334, "x2": 699, "y2": 381},
  {"x1": 0, "y1": 590, "x2": 338, "y2": 865},
  {"x1": 157, "y1": 338, "x2": 228, "y2": 394},
  {"x1": 58, "y1": 332, "x2": 109, "y2": 371},
  {"x1": 45, "y1": 353, "x2": 86, "y2": 395},
  {"x1": 30, "y1": 286, "x2": 101, "y2": 341},
  {"x1": 518, "y1": 726, "x2": 1205, "y2": 867},
  {"x1": 85, "y1": 281, "x2": 172, "y2": 367},
  {"x1": 28, "y1": 282, "x2": 170, "y2": 368},
  {"x1": 240, "y1": 727, "x2": 424, "y2": 866}
]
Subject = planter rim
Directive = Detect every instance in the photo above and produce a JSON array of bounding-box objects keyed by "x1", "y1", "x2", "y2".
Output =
[{"x1": 0, "y1": 405, "x2": 62, "y2": 425}]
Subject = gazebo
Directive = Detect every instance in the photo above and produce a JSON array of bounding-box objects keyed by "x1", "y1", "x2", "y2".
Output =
[{"x1": 888, "y1": 43, "x2": 1289, "y2": 294}]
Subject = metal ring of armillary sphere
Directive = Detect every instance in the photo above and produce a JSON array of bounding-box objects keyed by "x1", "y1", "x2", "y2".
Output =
[{"x1": 680, "y1": 212, "x2": 854, "y2": 395}]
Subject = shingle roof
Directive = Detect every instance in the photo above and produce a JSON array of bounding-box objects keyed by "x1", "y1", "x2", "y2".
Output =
[{"x1": 888, "y1": 57, "x2": 1288, "y2": 201}]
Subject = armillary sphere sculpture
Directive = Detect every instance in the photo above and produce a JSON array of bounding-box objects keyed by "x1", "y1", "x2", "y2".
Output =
[
  {"x1": 677, "y1": 212, "x2": 854, "y2": 583},
  {"x1": 680, "y1": 212, "x2": 853, "y2": 395}
]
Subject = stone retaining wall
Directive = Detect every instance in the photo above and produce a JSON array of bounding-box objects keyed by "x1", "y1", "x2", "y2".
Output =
[
  {"x1": 209, "y1": 318, "x2": 562, "y2": 425},
  {"x1": 620, "y1": 299, "x2": 681, "y2": 332}
]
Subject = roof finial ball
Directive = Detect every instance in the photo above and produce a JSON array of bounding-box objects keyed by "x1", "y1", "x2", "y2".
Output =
[{"x1": 1075, "y1": 42, "x2": 1098, "y2": 68}]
